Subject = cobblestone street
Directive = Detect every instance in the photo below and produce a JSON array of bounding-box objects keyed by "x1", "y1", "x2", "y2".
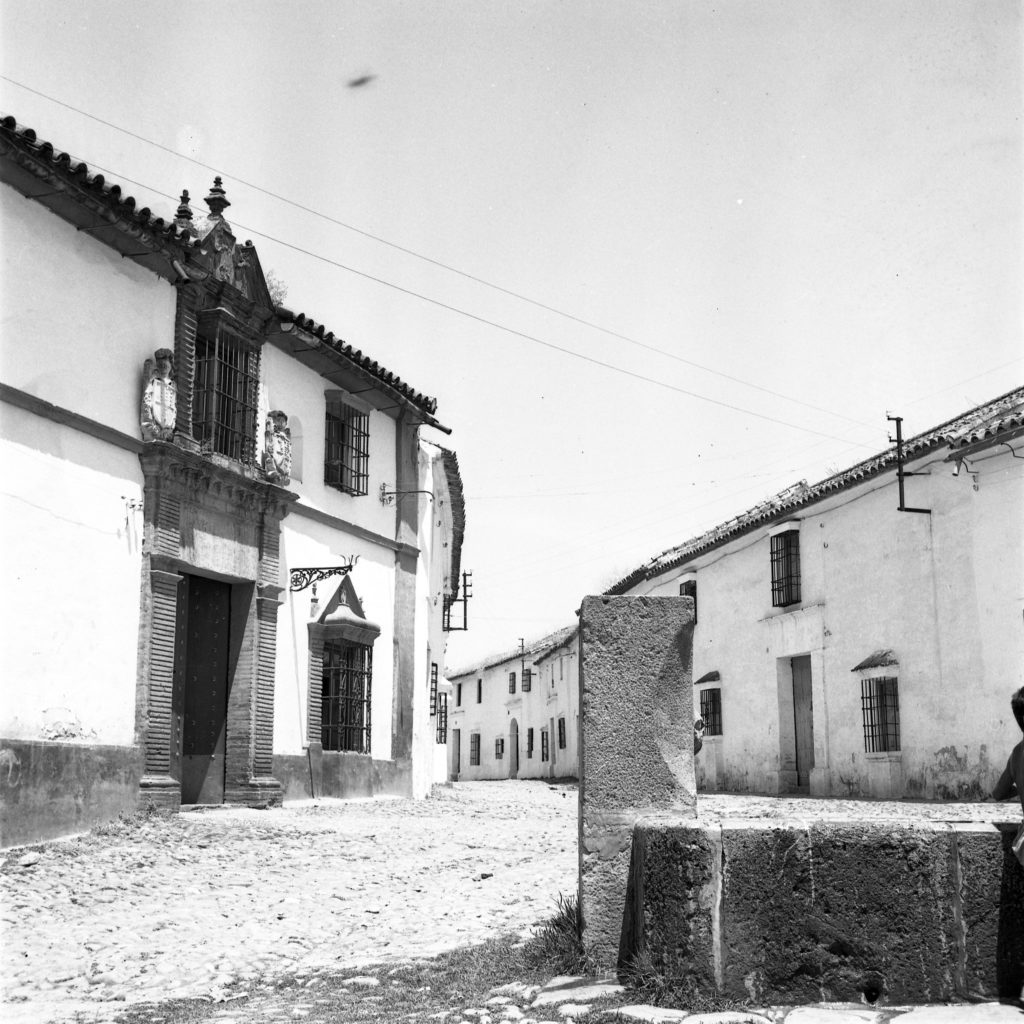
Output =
[{"x1": 1, "y1": 783, "x2": 1017, "y2": 1024}]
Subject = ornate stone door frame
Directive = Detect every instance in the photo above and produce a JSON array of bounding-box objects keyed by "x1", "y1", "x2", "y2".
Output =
[{"x1": 136, "y1": 443, "x2": 296, "y2": 809}]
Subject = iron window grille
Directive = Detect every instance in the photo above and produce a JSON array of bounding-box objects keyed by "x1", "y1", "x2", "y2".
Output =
[
  {"x1": 435, "y1": 693, "x2": 448, "y2": 744},
  {"x1": 679, "y1": 579, "x2": 697, "y2": 623},
  {"x1": 193, "y1": 331, "x2": 259, "y2": 465},
  {"x1": 527, "y1": 727, "x2": 534, "y2": 758},
  {"x1": 770, "y1": 530, "x2": 801, "y2": 607},
  {"x1": 476, "y1": 679, "x2": 482, "y2": 703},
  {"x1": 324, "y1": 401, "x2": 370, "y2": 495},
  {"x1": 700, "y1": 688, "x2": 723, "y2": 736},
  {"x1": 320, "y1": 640, "x2": 372, "y2": 753},
  {"x1": 861, "y1": 676, "x2": 900, "y2": 753},
  {"x1": 429, "y1": 662, "x2": 438, "y2": 716},
  {"x1": 508, "y1": 671, "x2": 516, "y2": 694},
  {"x1": 470, "y1": 733, "x2": 480, "y2": 766},
  {"x1": 557, "y1": 717, "x2": 566, "y2": 749},
  {"x1": 541, "y1": 730, "x2": 549, "y2": 762},
  {"x1": 495, "y1": 737, "x2": 504, "y2": 759},
  {"x1": 522, "y1": 668, "x2": 532, "y2": 692},
  {"x1": 456, "y1": 683, "x2": 462, "y2": 707}
]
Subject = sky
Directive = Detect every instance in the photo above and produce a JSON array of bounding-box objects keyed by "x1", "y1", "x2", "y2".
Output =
[{"x1": 1, "y1": 1, "x2": 1020, "y2": 670}]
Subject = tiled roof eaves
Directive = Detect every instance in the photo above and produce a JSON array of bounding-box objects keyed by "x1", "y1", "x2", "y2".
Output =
[
  {"x1": 439, "y1": 448, "x2": 466, "y2": 598},
  {"x1": 0, "y1": 115, "x2": 198, "y2": 260},
  {"x1": 278, "y1": 307, "x2": 439, "y2": 417},
  {"x1": 449, "y1": 624, "x2": 577, "y2": 679},
  {"x1": 605, "y1": 386, "x2": 1024, "y2": 595}
]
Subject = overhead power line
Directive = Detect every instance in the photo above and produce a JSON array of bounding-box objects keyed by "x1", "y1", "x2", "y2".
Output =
[{"x1": 2, "y1": 75, "x2": 877, "y2": 431}]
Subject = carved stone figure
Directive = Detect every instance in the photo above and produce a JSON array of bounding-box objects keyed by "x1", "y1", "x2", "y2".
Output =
[
  {"x1": 263, "y1": 409, "x2": 292, "y2": 485},
  {"x1": 141, "y1": 348, "x2": 177, "y2": 441}
]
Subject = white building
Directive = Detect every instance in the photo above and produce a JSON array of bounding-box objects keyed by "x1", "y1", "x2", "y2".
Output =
[
  {"x1": 448, "y1": 626, "x2": 579, "y2": 781},
  {"x1": 0, "y1": 115, "x2": 463, "y2": 846},
  {"x1": 608, "y1": 389, "x2": 1024, "y2": 800}
]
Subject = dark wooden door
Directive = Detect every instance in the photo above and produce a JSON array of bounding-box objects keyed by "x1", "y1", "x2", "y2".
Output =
[
  {"x1": 791, "y1": 655, "x2": 814, "y2": 790},
  {"x1": 181, "y1": 576, "x2": 231, "y2": 805}
]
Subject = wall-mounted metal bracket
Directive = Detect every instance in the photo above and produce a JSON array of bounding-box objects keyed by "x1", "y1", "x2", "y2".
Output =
[
  {"x1": 289, "y1": 556, "x2": 359, "y2": 592},
  {"x1": 379, "y1": 482, "x2": 434, "y2": 506},
  {"x1": 887, "y1": 414, "x2": 931, "y2": 514}
]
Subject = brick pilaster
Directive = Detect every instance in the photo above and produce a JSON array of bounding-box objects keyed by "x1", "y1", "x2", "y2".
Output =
[{"x1": 173, "y1": 285, "x2": 200, "y2": 451}]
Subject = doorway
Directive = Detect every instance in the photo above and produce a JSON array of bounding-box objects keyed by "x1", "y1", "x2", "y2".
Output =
[
  {"x1": 791, "y1": 655, "x2": 814, "y2": 791},
  {"x1": 451, "y1": 729, "x2": 461, "y2": 781},
  {"x1": 176, "y1": 575, "x2": 232, "y2": 805},
  {"x1": 509, "y1": 719, "x2": 520, "y2": 779}
]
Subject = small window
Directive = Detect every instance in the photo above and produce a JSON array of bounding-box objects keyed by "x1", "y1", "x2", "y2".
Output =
[
  {"x1": 324, "y1": 399, "x2": 370, "y2": 496},
  {"x1": 557, "y1": 717, "x2": 566, "y2": 749},
  {"x1": 508, "y1": 671, "x2": 516, "y2": 694},
  {"x1": 476, "y1": 678, "x2": 482, "y2": 704},
  {"x1": 700, "y1": 688, "x2": 722, "y2": 736},
  {"x1": 861, "y1": 676, "x2": 900, "y2": 752},
  {"x1": 679, "y1": 578, "x2": 697, "y2": 624},
  {"x1": 495, "y1": 737, "x2": 505, "y2": 759},
  {"x1": 470, "y1": 733, "x2": 480, "y2": 766},
  {"x1": 522, "y1": 668, "x2": 532, "y2": 693},
  {"x1": 541, "y1": 730, "x2": 550, "y2": 762},
  {"x1": 770, "y1": 530, "x2": 801, "y2": 607},
  {"x1": 435, "y1": 693, "x2": 448, "y2": 744},
  {"x1": 429, "y1": 662, "x2": 438, "y2": 716},
  {"x1": 456, "y1": 682, "x2": 462, "y2": 707},
  {"x1": 321, "y1": 640, "x2": 372, "y2": 753},
  {"x1": 527, "y1": 727, "x2": 535, "y2": 758}
]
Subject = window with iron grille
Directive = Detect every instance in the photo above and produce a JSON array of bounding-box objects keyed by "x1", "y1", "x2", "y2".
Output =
[
  {"x1": 527, "y1": 727, "x2": 534, "y2": 758},
  {"x1": 495, "y1": 737, "x2": 504, "y2": 759},
  {"x1": 320, "y1": 640, "x2": 372, "y2": 753},
  {"x1": 193, "y1": 331, "x2": 259, "y2": 464},
  {"x1": 700, "y1": 688, "x2": 723, "y2": 736},
  {"x1": 508, "y1": 671, "x2": 516, "y2": 694},
  {"x1": 476, "y1": 678, "x2": 482, "y2": 703},
  {"x1": 770, "y1": 530, "x2": 801, "y2": 607},
  {"x1": 679, "y1": 578, "x2": 697, "y2": 623},
  {"x1": 557, "y1": 717, "x2": 566, "y2": 749},
  {"x1": 456, "y1": 683, "x2": 462, "y2": 707},
  {"x1": 861, "y1": 676, "x2": 900, "y2": 752},
  {"x1": 435, "y1": 693, "x2": 448, "y2": 744},
  {"x1": 470, "y1": 732, "x2": 480, "y2": 765},
  {"x1": 324, "y1": 400, "x2": 370, "y2": 495},
  {"x1": 429, "y1": 662, "x2": 438, "y2": 716},
  {"x1": 541, "y1": 730, "x2": 549, "y2": 762},
  {"x1": 522, "y1": 668, "x2": 532, "y2": 692}
]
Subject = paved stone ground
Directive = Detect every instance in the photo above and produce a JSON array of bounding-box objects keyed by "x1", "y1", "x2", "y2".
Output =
[{"x1": 1, "y1": 783, "x2": 1018, "y2": 1024}]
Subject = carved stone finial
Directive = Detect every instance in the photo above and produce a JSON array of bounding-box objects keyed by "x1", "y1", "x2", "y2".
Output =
[
  {"x1": 204, "y1": 176, "x2": 231, "y2": 219},
  {"x1": 175, "y1": 189, "x2": 193, "y2": 231},
  {"x1": 263, "y1": 409, "x2": 292, "y2": 485},
  {"x1": 141, "y1": 349, "x2": 177, "y2": 442}
]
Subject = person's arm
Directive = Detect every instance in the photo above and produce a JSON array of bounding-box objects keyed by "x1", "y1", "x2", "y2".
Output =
[{"x1": 992, "y1": 760, "x2": 1016, "y2": 801}]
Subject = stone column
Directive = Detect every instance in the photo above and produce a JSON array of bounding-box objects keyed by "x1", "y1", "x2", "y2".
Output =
[{"x1": 578, "y1": 594, "x2": 696, "y2": 972}]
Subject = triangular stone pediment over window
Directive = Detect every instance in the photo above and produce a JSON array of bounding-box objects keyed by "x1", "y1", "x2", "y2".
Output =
[{"x1": 313, "y1": 575, "x2": 381, "y2": 646}]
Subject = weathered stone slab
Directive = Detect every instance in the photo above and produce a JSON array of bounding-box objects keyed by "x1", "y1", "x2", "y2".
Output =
[
  {"x1": 578, "y1": 595, "x2": 695, "y2": 970},
  {"x1": 721, "y1": 822, "x2": 959, "y2": 1004}
]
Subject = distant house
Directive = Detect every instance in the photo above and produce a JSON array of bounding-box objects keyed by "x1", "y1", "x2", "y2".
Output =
[
  {"x1": 448, "y1": 626, "x2": 579, "y2": 781},
  {"x1": 607, "y1": 388, "x2": 1024, "y2": 800},
  {"x1": 0, "y1": 115, "x2": 464, "y2": 846}
]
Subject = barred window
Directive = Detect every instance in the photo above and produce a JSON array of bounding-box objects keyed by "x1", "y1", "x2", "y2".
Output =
[
  {"x1": 679, "y1": 578, "x2": 697, "y2": 623},
  {"x1": 770, "y1": 530, "x2": 801, "y2": 607},
  {"x1": 557, "y1": 717, "x2": 566, "y2": 749},
  {"x1": 321, "y1": 640, "x2": 372, "y2": 753},
  {"x1": 429, "y1": 662, "x2": 438, "y2": 716},
  {"x1": 861, "y1": 676, "x2": 900, "y2": 753},
  {"x1": 522, "y1": 668, "x2": 532, "y2": 692},
  {"x1": 194, "y1": 331, "x2": 259, "y2": 464},
  {"x1": 508, "y1": 671, "x2": 516, "y2": 694},
  {"x1": 435, "y1": 693, "x2": 448, "y2": 744},
  {"x1": 470, "y1": 733, "x2": 480, "y2": 766},
  {"x1": 527, "y1": 727, "x2": 534, "y2": 758},
  {"x1": 700, "y1": 688, "x2": 723, "y2": 736},
  {"x1": 456, "y1": 683, "x2": 462, "y2": 707},
  {"x1": 495, "y1": 737, "x2": 505, "y2": 759},
  {"x1": 476, "y1": 678, "x2": 482, "y2": 704},
  {"x1": 325, "y1": 400, "x2": 370, "y2": 496},
  {"x1": 541, "y1": 730, "x2": 550, "y2": 762}
]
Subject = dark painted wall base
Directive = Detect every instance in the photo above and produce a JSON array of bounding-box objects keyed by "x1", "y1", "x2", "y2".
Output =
[
  {"x1": 274, "y1": 746, "x2": 411, "y2": 801},
  {"x1": 0, "y1": 739, "x2": 143, "y2": 848}
]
